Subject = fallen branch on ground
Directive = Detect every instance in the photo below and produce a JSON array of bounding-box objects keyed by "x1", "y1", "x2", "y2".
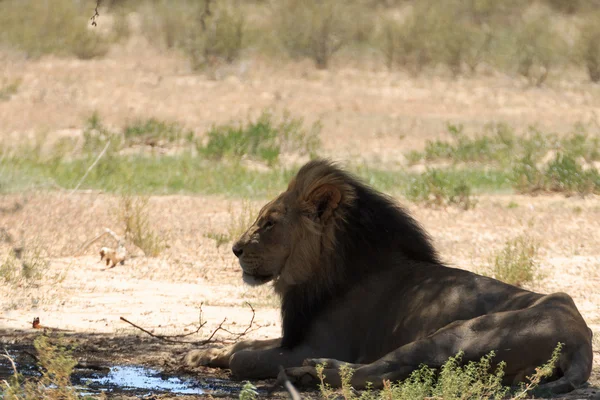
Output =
[{"x1": 119, "y1": 302, "x2": 260, "y2": 345}]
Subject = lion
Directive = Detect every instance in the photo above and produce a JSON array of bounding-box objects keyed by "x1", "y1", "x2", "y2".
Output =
[{"x1": 185, "y1": 159, "x2": 593, "y2": 394}]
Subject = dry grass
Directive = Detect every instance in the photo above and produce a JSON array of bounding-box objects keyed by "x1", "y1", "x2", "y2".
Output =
[{"x1": 490, "y1": 234, "x2": 539, "y2": 287}]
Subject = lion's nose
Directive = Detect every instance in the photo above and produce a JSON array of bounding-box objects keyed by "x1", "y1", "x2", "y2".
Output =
[{"x1": 232, "y1": 243, "x2": 243, "y2": 258}]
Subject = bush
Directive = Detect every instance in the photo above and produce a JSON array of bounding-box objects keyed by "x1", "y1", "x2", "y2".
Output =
[
  {"x1": 119, "y1": 195, "x2": 166, "y2": 257},
  {"x1": 576, "y1": 12, "x2": 600, "y2": 82},
  {"x1": 274, "y1": 0, "x2": 356, "y2": 69},
  {"x1": 512, "y1": 15, "x2": 566, "y2": 86},
  {"x1": 0, "y1": 0, "x2": 110, "y2": 59},
  {"x1": 491, "y1": 234, "x2": 538, "y2": 287},
  {"x1": 142, "y1": 0, "x2": 245, "y2": 70},
  {"x1": 198, "y1": 110, "x2": 321, "y2": 165}
]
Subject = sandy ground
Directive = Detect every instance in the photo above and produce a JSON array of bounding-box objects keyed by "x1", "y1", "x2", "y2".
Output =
[{"x1": 1, "y1": 35, "x2": 600, "y2": 399}]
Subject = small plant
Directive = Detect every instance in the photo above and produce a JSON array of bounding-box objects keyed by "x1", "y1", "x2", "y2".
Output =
[
  {"x1": 0, "y1": 245, "x2": 48, "y2": 287},
  {"x1": 491, "y1": 234, "x2": 538, "y2": 287},
  {"x1": 123, "y1": 118, "x2": 194, "y2": 146},
  {"x1": 119, "y1": 195, "x2": 166, "y2": 257},
  {"x1": 1, "y1": 335, "x2": 79, "y2": 400},
  {"x1": 407, "y1": 169, "x2": 477, "y2": 210},
  {"x1": 204, "y1": 232, "x2": 230, "y2": 248},
  {"x1": 239, "y1": 381, "x2": 258, "y2": 400},
  {"x1": 199, "y1": 110, "x2": 321, "y2": 165},
  {"x1": 0, "y1": 78, "x2": 21, "y2": 101}
]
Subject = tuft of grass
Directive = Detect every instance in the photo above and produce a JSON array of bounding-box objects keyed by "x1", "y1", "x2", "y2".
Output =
[
  {"x1": 491, "y1": 234, "x2": 538, "y2": 287},
  {"x1": 1, "y1": 335, "x2": 83, "y2": 400},
  {"x1": 239, "y1": 381, "x2": 259, "y2": 400},
  {"x1": 0, "y1": 0, "x2": 110, "y2": 59},
  {"x1": 0, "y1": 78, "x2": 21, "y2": 101},
  {"x1": 118, "y1": 195, "x2": 166, "y2": 257},
  {"x1": 198, "y1": 110, "x2": 321, "y2": 165},
  {"x1": 206, "y1": 200, "x2": 258, "y2": 248},
  {"x1": 406, "y1": 169, "x2": 477, "y2": 210},
  {"x1": 316, "y1": 343, "x2": 563, "y2": 400},
  {"x1": 0, "y1": 245, "x2": 48, "y2": 287},
  {"x1": 123, "y1": 118, "x2": 195, "y2": 146}
]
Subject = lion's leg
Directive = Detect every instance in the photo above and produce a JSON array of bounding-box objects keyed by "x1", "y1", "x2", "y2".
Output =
[
  {"x1": 229, "y1": 342, "x2": 320, "y2": 380},
  {"x1": 288, "y1": 293, "x2": 593, "y2": 393},
  {"x1": 184, "y1": 338, "x2": 281, "y2": 369}
]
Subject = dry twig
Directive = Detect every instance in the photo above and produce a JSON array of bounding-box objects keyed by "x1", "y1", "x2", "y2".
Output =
[
  {"x1": 119, "y1": 302, "x2": 258, "y2": 345},
  {"x1": 70, "y1": 139, "x2": 110, "y2": 195}
]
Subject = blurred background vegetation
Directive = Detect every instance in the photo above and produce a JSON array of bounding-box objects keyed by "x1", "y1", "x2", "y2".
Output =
[
  {"x1": 1, "y1": 0, "x2": 599, "y2": 204},
  {"x1": 0, "y1": 0, "x2": 599, "y2": 82}
]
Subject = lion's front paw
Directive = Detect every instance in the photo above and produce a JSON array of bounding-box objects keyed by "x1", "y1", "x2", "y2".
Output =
[
  {"x1": 282, "y1": 366, "x2": 320, "y2": 386},
  {"x1": 183, "y1": 347, "x2": 229, "y2": 368}
]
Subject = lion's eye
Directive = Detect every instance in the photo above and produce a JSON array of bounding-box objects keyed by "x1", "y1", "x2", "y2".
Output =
[{"x1": 263, "y1": 220, "x2": 275, "y2": 230}]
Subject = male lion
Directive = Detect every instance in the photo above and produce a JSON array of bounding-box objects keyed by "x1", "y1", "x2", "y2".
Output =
[{"x1": 185, "y1": 159, "x2": 593, "y2": 394}]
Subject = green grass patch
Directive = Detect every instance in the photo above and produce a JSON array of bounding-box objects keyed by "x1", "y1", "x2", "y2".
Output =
[
  {"x1": 199, "y1": 110, "x2": 321, "y2": 165},
  {"x1": 1, "y1": 150, "x2": 512, "y2": 200}
]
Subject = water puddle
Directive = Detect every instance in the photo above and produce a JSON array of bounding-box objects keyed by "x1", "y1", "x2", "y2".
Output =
[{"x1": 77, "y1": 365, "x2": 206, "y2": 396}]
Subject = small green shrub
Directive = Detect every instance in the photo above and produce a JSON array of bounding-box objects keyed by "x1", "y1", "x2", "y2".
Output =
[
  {"x1": 576, "y1": 12, "x2": 600, "y2": 82},
  {"x1": 407, "y1": 169, "x2": 477, "y2": 210},
  {"x1": 119, "y1": 195, "x2": 166, "y2": 257},
  {"x1": 491, "y1": 234, "x2": 538, "y2": 287},
  {"x1": 1, "y1": 335, "x2": 79, "y2": 400},
  {"x1": 124, "y1": 118, "x2": 194, "y2": 146},
  {"x1": 239, "y1": 381, "x2": 258, "y2": 400},
  {"x1": 0, "y1": 0, "x2": 110, "y2": 59},
  {"x1": 199, "y1": 110, "x2": 321, "y2": 165}
]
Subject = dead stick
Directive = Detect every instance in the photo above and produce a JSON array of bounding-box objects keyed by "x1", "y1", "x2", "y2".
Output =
[{"x1": 70, "y1": 140, "x2": 110, "y2": 195}]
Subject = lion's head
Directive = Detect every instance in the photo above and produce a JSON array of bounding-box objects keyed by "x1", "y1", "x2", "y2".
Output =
[
  {"x1": 232, "y1": 160, "x2": 355, "y2": 290},
  {"x1": 232, "y1": 159, "x2": 440, "y2": 348}
]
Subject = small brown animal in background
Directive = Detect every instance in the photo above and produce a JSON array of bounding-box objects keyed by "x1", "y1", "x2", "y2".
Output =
[{"x1": 99, "y1": 246, "x2": 126, "y2": 268}]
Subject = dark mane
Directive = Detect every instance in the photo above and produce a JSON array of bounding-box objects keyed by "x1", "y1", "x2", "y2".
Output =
[{"x1": 281, "y1": 160, "x2": 441, "y2": 348}]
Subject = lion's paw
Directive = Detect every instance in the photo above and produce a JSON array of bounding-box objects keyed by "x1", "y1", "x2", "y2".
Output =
[
  {"x1": 303, "y1": 358, "x2": 346, "y2": 369},
  {"x1": 282, "y1": 366, "x2": 320, "y2": 386},
  {"x1": 183, "y1": 348, "x2": 226, "y2": 368}
]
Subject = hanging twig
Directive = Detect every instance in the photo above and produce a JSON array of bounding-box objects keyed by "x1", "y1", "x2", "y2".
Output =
[{"x1": 91, "y1": 0, "x2": 101, "y2": 27}]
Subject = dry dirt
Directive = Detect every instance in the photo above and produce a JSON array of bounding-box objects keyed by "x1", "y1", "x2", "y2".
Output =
[{"x1": 1, "y1": 35, "x2": 600, "y2": 399}]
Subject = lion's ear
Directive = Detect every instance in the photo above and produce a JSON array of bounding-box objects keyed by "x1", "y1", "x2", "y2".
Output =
[{"x1": 308, "y1": 184, "x2": 341, "y2": 222}]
